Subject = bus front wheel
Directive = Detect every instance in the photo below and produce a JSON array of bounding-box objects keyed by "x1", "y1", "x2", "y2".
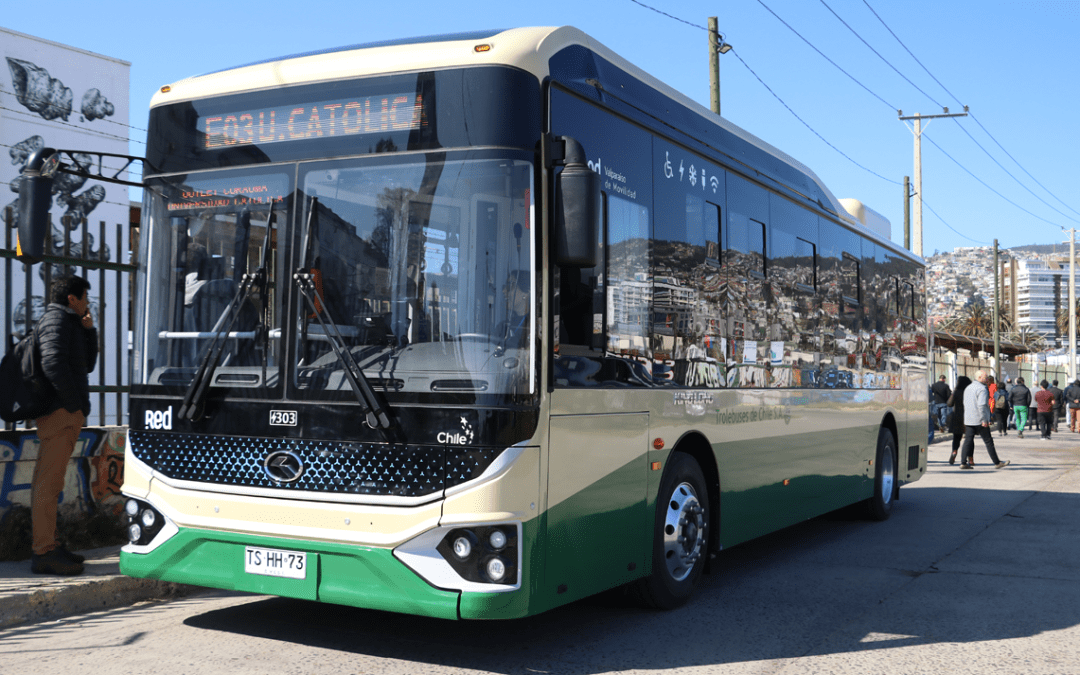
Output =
[
  {"x1": 635, "y1": 452, "x2": 709, "y2": 609},
  {"x1": 866, "y1": 428, "x2": 897, "y2": 521}
]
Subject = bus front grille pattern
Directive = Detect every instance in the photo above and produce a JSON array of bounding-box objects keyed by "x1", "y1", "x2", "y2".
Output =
[{"x1": 128, "y1": 431, "x2": 504, "y2": 497}]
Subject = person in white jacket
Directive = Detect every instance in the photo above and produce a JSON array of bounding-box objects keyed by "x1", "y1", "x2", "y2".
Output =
[{"x1": 960, "y1": 370, "x2": 1011, "y2": 470}]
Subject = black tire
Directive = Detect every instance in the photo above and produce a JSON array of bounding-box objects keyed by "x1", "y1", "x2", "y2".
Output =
[
  {"x1": 634, "y1": 452, "x2": 709, "y2": 609},
  {"x1": 866, "y1": 428, "x2": 897, "y2": 521}
]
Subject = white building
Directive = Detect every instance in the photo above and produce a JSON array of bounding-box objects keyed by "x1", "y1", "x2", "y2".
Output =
[
  {"x1": 1005, "y1": 258, "x2": 1080, "y2": 346},
  {"x1": 1, "y1": 27, "x2": 131, "y2": 424}
]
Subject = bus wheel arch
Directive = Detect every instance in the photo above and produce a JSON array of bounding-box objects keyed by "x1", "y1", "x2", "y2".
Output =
[{"x1": 635, "y1": 441, "x2": 714, "y2": 610}]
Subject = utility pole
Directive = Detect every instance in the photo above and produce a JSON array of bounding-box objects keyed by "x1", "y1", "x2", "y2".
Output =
[
  {"x1": 1070, "y1": 229, "x2": 1076, "y2": 380},
  {"x1": 994, "y1": 239, "x2": 1000, "y2": 382},
  {"x1": 898, "y1": 108, "x2": 969, "y2": 256},
  {"x1": 708, "y1": 17, "x2": 732, "y2": 116},
  {"x1": 709, "y1": 17, "x2": 720, "y2": 115},
  {"x1": 903, "y1": 176, "x2": 911, "y2": 251}
]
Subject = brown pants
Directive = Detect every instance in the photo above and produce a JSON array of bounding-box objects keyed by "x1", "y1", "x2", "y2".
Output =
[{"x1": 32, "y1": 408, "x2": 85, "y2": 555}]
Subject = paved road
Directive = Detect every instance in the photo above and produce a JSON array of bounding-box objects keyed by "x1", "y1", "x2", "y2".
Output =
[{"x1": 3, "y1": 432, "x2": 1080, "y2": 675}]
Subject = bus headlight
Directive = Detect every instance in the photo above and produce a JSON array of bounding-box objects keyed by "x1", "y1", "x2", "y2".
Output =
[
  {"x1": 121, "y1": 498, "x2": 166, "y2": 547},
  {"x1": 452, "y1": 536, "x2": 473, "y2": 559},
  {"x1": 395, "y1": 523, "x2": 521, "y2": 591},
  {"x1": 485, "y1": 557, "x2": 507, "y2": 582},
  {"x1": 434, "y1": 525, "x2": 518, "y2": 586}
]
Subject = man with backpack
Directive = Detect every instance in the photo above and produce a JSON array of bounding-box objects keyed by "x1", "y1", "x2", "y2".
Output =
[
  {"x1": 30, "y1": 275, "x2": 97, "y2": 575},
  {"x1": 993, "y1": 381, "x2": 1010, "y2": 436}
]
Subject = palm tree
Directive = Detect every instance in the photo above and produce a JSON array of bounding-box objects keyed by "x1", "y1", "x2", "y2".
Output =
[
  {"x1": 1056, "y1": 299, "x2": 1080, "y2": 337},
  {"x1": 1009, "y1": 326, "x2": 1048, "y2": 352},
  {"x1": 942, "y1": 302, "x2": 1014, "y2": 338}
]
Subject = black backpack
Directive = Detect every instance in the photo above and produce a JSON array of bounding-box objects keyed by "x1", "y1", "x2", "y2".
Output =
[{"x1": 0, "y1": 328, "x2": 54, "y2": 423}]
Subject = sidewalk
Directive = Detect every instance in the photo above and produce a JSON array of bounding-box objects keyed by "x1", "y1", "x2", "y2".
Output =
[{"x1": 0, "y1": 545, "x2": 193, "y2": 629}]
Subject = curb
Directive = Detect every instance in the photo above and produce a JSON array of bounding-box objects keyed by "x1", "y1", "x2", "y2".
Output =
[
  {"x1": 0, "y1": 575, "x2": 195, "y2": 629},
  {"x1": 0, "y1": 570, "x2": 198, "y2": 630}
]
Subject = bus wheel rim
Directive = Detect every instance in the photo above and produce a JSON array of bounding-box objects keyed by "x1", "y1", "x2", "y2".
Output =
[
  {"x1": 662, "y1": 481, "x2": 705, "y2": 582},
  {"x1": 881, "y1": 443, "x2": 895, "y2": 505}
]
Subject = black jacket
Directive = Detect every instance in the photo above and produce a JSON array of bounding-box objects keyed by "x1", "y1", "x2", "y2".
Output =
[
  {"x1": 1049, "y1": 386, "x2": 1065, "y2": 411},
  {"x1": 931, "y1": 380, "x2": 951, "y2": 405},
  {"x1": 1008, "y1": 384, "x2": 1032, "y2": 408},
  {"x1": 1065, "y1": 382, "x2": 1080, "y2": 409},
  {"x1": 37, "y1": 303, "x2": 98, "y2": 417}
]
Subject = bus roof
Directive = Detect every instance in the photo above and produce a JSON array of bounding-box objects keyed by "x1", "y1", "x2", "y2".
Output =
[{"x1": 151, "y1": 26, "x2": 913, "y2": 262}]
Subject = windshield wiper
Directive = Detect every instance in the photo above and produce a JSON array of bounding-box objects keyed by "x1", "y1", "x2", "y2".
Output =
[
  {"x1": 177, "y1": 210, "x2": 273, "y2": 422},
  {"x1": 295, "y1": 197, "x2": 397, "y2": 440}
]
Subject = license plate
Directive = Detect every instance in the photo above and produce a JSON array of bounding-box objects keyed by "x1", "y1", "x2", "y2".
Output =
[{"x1": 244, "y1": 546, "x2": 308, "y2": 580}]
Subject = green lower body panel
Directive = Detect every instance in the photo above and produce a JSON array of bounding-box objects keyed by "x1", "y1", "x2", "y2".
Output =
[{"x1": 120, "y1": 528, "x2": 461, "y2": 620}]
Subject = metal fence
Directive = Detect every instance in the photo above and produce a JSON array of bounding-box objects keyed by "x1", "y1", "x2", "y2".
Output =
[
  {"x1": 932, "y1": 350, "x2": 1074, "y2": 388},
  {"x1": 2, "y1": 206, "x2": 137, "y2": 429}
]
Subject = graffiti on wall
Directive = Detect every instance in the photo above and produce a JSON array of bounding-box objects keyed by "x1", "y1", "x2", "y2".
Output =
[{"x1": 0, "y1": 427, "x2": 127, "y2": 520}]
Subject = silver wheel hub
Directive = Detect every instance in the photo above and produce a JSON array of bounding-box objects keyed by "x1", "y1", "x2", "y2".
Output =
[
  {"x1": 881, "y1": 445, "x2": 895, "y2": 505},
  {"x1": 663, "y1": 482, "x2": 706, "y2": 582}
]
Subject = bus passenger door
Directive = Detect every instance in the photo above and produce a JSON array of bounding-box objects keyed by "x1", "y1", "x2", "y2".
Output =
[{"x1": 545, "y1": 412, "x2": 649, "y2": 603}]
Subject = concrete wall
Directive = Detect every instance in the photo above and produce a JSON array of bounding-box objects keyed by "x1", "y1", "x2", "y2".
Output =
[{"x1": 0, "y1": 426, "x2": 126, "y2": 524}]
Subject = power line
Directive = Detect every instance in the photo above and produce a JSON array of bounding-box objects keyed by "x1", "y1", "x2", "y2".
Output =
[
  {"x1": 754, "y1": 0, "x2": 1068, "y2": 233},
  {"x1": 726, "y1": 49, "x2": 899, "y2": 185},
  {"x1": 627, "y1": 0, "x2": 899, "y2": 184},
  {"x1": 818, "y1": 0, "x2": 942, "y2": 108},
  {"x1": 860, "y1": 0, "x2": 1080, "y2": 221},
  {"x1": 0, "y1": 85, "x2": 149, "y2": 136}
]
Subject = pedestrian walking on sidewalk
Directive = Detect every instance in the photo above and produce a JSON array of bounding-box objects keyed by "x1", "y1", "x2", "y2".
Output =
[
  {"x1": 994, "y1": 383, "x2": 1010, "y2": 436},
  {"x1": 1035, "y1": 380, "x2": 1055, "y2": 441},
  {"x1": 30, "y1": 275, "x2": 97, "y2": 576},
  {"x1": 960, "y1": 370, "x2": 1011, "y2": 470},
  {"x1": 1065, "y1": 379, "x2": 1080, "y2": 432},
  {"x1": 932, "y1": 374, "x2": 952, "y2": 431},
  {"x1": 1009, "y1": 377, "x2": 1032, "y2": 439},
  {"x1": 947, "y1": 376, "x2": 971, "y2": 466},
  {"x1": 1049, "y1": 379, "x2": 1064, "y2": 432}
]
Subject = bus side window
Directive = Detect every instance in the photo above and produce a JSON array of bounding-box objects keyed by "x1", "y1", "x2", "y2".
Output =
[{"x1": 706, "y1": 202, "x2": 721, "y2": 264}]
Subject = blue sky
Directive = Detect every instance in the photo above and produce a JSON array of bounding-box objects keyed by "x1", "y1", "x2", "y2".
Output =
[{"x1": 4, "y1": 0, "x2": 1077, "y2": 256}]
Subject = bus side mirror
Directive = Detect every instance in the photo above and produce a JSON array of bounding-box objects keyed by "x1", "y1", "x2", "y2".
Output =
[
  {"x1": 554, "y1": 137, "x2": 600, "y2": 268},
  {"x1": 16, "y1": 147, "x2": 56, "y2": 264}
]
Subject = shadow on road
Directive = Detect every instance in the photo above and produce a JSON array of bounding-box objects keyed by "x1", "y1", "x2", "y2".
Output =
[{"x1": 183, "y1": 486, "x2": 1080, "y2": 672}]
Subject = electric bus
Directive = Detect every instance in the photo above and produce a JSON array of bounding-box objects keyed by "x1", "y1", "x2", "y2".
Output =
[{"x1": 121, "y1": 26, "x2": 927, "y2": 619}]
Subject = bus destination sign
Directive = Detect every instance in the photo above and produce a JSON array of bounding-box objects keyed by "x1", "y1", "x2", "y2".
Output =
[
  {"x1": 167, "y1": 173, "x2": 291, "y2": 213},
  {"x1": 200, "y1": 92, "x2": 426, "y2": 149}
]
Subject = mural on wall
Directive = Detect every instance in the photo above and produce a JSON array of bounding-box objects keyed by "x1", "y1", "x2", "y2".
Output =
[
  {"x1": 6, "y1": 57, "x2": 73, "y2": 121},
  {"x1": 0, "y1": 427, "x2": 127, "y2": 520},
  {"x1": 2, "y1": 29, "x2": 130, "y2": 423}
]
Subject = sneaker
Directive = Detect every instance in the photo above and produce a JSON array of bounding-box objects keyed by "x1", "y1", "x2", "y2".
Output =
[
  {"x1": 960, "y1": 464, "x2": 974, "y2": 470},
  {"x1": 1018, "y1": 432, "x2": 1024, "y2": 439},
  {"x1": 31, "y1": 548, "x2": 84, "y2": 576},
  {"x1": 55, "y1": 545, "x2": 85, "y2": 564},
  {"x1": 995, "y1": 460, "x2": 1011, "y2": 469}
]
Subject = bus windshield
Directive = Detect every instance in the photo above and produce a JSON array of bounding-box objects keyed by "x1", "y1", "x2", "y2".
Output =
[
  {"x1": 134, "y1": 155, "x2": 536, "y2": 400},
  {"x1": 293, "y1": 154, "x2": 535, "y2": 398},
  {"x1": 136, "y1": 166, "x2": 289, "y2": 393}
]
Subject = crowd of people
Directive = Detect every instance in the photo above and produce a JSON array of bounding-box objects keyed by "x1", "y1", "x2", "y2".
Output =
[{"x1": 931, "y1": 370, "x2": 1080, "y2": 469}]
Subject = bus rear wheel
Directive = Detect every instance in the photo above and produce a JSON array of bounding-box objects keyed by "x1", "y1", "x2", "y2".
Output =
[
  {"x1": 866, "y1": 428, "x2": 897, "y2": 521},
  {"x1": 635, "y1": 452, "x2": 709, "y2": 609}
]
